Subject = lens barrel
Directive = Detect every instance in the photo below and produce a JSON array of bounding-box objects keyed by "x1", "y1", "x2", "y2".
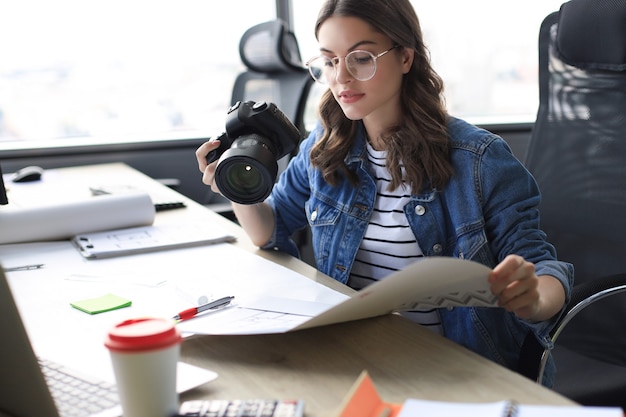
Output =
[{"x1": 214, "y1": 134, "x2": 277, "y2": 204}]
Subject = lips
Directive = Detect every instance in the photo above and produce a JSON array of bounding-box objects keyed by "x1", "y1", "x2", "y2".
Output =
[{"x1": 338, "y1": 90, "x2": 364, "y2": 103}]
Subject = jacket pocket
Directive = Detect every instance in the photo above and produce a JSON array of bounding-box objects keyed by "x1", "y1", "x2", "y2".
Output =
[
  {"x1": 305, "y1": 196, "x2": 341, "y2": 227},
  {"x1": 453, "y1": 220, "x2": 494, "y2": 266}
]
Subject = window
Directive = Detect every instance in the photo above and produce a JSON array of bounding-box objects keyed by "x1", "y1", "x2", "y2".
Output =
[
  {"x1": 1, "y1": 1, "x2": 567, "y2": 150},
  {"x1": 293, "y1": 0, "x2": 565, "y2": 125},
  {"x1": 0, "y1": 0, "x2": 274, "y2": 147}
]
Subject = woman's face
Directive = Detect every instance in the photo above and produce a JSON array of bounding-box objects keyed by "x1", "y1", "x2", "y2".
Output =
[{"x1": 316, "y1": 16, "x2": 413, "y2": 129}]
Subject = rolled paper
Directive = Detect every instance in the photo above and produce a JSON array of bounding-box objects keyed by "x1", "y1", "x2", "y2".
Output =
[{"x1": 0, "y1": 192, "x2": 155, "y2": 244}]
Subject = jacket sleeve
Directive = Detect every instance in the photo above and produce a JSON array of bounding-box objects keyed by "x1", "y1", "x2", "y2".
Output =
[
  {"x1": 479, "y1": 135, "x2": 574, "y2": 336},
  {"x1": 261, "y1": 124, "x2": 321, "y2": 257}
]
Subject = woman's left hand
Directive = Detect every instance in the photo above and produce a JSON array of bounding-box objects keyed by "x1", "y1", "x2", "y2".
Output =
[
  {"x1": 489, "y1": 254, "x2": 541, "y2": 320},
  {"x1": 489, "y1": 254, "x2": 566, "y2": 322}
]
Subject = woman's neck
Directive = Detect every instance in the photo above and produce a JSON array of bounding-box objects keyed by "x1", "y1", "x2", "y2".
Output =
[{"x1": 365, "y1": 132, "x2": 385, "y2": 151}]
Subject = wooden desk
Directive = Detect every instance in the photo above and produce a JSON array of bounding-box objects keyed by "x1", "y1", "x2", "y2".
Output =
[
  {"x1": 180, "y1": 315, "x2": 576, "y2": 414},
  {"x1": 2, "y1": 163, "x2": 575, "y2": 416}
]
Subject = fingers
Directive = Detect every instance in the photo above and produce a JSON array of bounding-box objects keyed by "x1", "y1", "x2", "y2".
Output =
[
  {"x1": 195, "y1": 139, "x2": 221, "y2": 173},
  {"x1": 498, "y1": 281, "x2": 540, "y2": 319},
  {"x1": 489, "y1": 255, "x2": 527, "y2": 291},
  {"x1": 489, "y1": 255, "x2": 540, "y2": 319},
  {"x1": 195, "y1": 139, "x2": 222, "y2": 191}
]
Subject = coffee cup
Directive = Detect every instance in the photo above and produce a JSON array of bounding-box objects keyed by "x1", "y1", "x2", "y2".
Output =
[{"x1": 104, "y1": 317, "x2": 182, "y2": 417}]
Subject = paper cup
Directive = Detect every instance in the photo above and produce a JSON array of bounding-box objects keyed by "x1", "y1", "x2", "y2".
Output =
[{"x1": 105, "y1": 317, "x2": 182, "y2": 417}]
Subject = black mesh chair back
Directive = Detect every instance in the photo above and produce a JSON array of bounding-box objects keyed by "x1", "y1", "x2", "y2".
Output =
[
  {"x1": 522, "y1": 0, "x2": 626, "y2": 407},
  {"x1": 232, "y1": 19, "x2": 314, "y2": 137}
]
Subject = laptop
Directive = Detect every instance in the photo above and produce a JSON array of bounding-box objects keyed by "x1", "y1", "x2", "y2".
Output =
[
  {"x1": 0, "y1": 162, "x2": 8, "y2": 205},
  {"x1": 0, "y1": 265, "x2": 121, "y2": 417}
]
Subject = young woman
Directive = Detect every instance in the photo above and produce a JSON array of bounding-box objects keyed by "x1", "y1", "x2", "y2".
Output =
[{"x1": 196, "y1": 0, "x2": 573, "y2": 385}]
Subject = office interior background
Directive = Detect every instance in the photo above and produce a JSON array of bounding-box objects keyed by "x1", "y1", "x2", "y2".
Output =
[{"x1": 0, "y1": 0, "x2": 565, "y2": 203}]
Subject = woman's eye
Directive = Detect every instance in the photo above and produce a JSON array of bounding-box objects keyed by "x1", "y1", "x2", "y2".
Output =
[{"x1": 352, "y1": 56, "x2": 373, "y2": 65}]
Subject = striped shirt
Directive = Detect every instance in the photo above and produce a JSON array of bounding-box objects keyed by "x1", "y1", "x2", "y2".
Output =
[{"x1": 348, "y1": 142, "x2": 443, "y2": 334}]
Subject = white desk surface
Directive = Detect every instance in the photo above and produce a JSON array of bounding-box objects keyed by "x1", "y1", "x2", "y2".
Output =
[{"x1": 0, "y1": 163, "x2": 576, "y2": 416}]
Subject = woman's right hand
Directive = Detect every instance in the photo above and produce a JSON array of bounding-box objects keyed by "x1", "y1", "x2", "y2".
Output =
[
  {"x1": 195, "y1": 138, "x2": 222, "y2": 195},
  {"x1": 196, "y1": 137, "x2": 275, "y2": 247}
]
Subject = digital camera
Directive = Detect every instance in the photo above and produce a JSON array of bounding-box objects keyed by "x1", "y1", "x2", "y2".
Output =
[{"x1": 207, "y1": 100, "x2": 301, "y2": 205}]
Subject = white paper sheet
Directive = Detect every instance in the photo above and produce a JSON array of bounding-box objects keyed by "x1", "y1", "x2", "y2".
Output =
[
  {"x1": 0, "y1": 240, "x2": 496, "y2": 338},
  {"x1": 0, "y1": 241, "x2": 350, "y2": 349},
  {"x1": 398, "y1": 399, "x2": 624, "y2": 417},
  {"x1": 177, "y1": 256, "x2": 496, "y2": 335},
  {"x1": 293, "y1": 256, "x2": 496, "y2": 331}
]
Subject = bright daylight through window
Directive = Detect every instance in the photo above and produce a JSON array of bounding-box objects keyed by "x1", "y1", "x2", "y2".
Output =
[
  {"x1": 1, "y1": 0, "x2": 565, "y2": 148},
  {"x1": 0, "y1": 0, "x2": 274, "y2": 147}
]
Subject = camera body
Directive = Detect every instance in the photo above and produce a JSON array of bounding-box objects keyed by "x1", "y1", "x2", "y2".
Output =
[{"x1": 207, "y1": 100, "x2": 301, "y2": 205}]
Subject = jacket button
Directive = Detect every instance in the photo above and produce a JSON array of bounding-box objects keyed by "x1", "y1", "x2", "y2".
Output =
[
  {"x1": 432, "y1": 244, "x2": 442, "y2": 253},
  {"x1": 415, "y1": 205, "x2": 426, "y2": 216},
  {"x1": 310, "y1": 209, "x2": 318, "y2": 221}
]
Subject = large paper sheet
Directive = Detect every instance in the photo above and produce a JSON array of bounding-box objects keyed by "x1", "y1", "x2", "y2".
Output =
[
  {"x1": 0, "y1": 241, "x2": 347, "y2": 386},
  {"x1": 177, "y1": 256, "x2": 496, "y2": 335},
  {"x1": 294, "y1": 257, "x2": 495, "y2": 331},
  {"x1": 0, "y1": 238, "x2": 495, "y2": 337}
]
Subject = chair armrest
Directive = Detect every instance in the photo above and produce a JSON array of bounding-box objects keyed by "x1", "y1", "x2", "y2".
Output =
[
  {"x1": 567, "y1": 272, "x2": 626, "y2": 313},
  {"x1": 536, "y1": 272, "x2": 626, "y2": 383}
]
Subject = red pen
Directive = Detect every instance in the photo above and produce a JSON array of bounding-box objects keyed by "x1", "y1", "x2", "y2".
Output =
[{"x1": 173, "y1": 296, "x2": 234, "y2": 321}]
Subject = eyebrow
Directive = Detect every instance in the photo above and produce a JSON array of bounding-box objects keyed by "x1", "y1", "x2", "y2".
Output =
[{"x1": 319, "y1": 40, "x2": 378, "y2": 55}]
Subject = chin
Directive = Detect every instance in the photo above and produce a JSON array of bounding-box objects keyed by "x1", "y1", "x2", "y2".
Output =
[{"x1": 338, "y1": 105, "x2": 366, "y2": 121}]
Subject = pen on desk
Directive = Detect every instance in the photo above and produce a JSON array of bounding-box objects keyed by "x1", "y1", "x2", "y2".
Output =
[
  {"x1": 173, "y1": 296, "x2": 234, "y2": 321},
  {"x1": 5, "y1": 264, "x2": 45, "y2": 272},
  {"x1": 504, "y1": 400, "x2": 519, "y2": 417}
]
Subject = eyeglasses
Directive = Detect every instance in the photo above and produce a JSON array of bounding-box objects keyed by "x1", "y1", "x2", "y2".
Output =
[{"x1": 306, "y1": 45, "x2": 399, "y2": 84}]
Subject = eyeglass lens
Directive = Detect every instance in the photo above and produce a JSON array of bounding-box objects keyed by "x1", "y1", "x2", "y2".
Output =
[{"x1": 308, "y1": 50, "x2": 378, "y2": 84}]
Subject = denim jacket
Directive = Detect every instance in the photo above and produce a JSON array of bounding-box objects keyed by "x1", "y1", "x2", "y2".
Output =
[{"x1": 265, "y1": 117, "x2": 573, "y2": 385}]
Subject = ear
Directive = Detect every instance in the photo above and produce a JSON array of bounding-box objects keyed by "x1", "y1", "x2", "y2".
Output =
[{"x1": 400, "y1": 46, "x2": 414, "y2": 74}]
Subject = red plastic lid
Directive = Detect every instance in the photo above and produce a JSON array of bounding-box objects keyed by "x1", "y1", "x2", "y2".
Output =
[{"x1": 104, "y1": 317, "x2": 181, "y2": 352}]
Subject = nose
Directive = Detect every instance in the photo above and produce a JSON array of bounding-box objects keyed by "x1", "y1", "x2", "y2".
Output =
[{"x1": 334, "y1": 59, "x2": 353, "y2": 84}]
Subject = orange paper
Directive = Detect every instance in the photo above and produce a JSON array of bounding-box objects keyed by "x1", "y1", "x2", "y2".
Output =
[{"x1": 337, "y1": 371, "x2": 402, "y2": 417}]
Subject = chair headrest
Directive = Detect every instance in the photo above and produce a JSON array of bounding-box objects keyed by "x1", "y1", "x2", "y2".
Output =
[
  {"x1": 239, "y1": 19, "x2": 304, "y2": 73},
  {"x1": 556, "y1": 0, "x2": 626, "y2": 71}
]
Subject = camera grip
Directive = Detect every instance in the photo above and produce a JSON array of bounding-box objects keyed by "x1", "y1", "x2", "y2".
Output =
[{"x1": 206, "y1": 133, "x2": 231, "y2": 164}]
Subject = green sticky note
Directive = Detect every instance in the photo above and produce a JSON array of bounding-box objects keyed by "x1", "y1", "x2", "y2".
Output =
[{"x1": 70, "y1": 293, "x2": 132, "y2": 315}]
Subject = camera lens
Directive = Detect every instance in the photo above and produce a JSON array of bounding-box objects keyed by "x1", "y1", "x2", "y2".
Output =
[
  {"x1": 217, "y1": 158, "x2": 275, "y2": 204},
  {"x1": 214, "y1": 134, "x2": 277, "y2": 204},
  {"x1": 226, "y1": 163, "x2": 263, "y2": 193}
]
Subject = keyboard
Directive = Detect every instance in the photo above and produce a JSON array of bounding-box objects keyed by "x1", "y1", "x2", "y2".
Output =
[
  {"x1": 39, "y1": 358, "x2": 120, "y2": 417},
  {"x1": 177, "y1": 399, "x2": 305, "y2": 417}
]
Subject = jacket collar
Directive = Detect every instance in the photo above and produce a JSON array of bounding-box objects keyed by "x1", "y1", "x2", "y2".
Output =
[{"x1": 345, "y1": 121, "x2": 368, "y2": 165}]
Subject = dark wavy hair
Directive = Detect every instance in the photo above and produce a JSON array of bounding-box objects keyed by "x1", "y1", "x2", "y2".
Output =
[{"x1": 310, "y1": 0, "x2": 453, "y2": 192}]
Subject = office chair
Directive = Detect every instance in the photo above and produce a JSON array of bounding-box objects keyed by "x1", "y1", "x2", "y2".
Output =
[
  {"x1": 230, "y1": 19, "x2": 318, "y2": 261},
  {"x1": 206, "y1": 19, "x2": 314, "y2": 196},
  {"x1": 231, "y1": 19, "x2": 314, "y2": 135},
  {"x1": 519, "y1": 0, "x2": 626, "y2": 408},
  {"x1": 206, "y1": 19, "x2": 317, "y2": 264}
]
